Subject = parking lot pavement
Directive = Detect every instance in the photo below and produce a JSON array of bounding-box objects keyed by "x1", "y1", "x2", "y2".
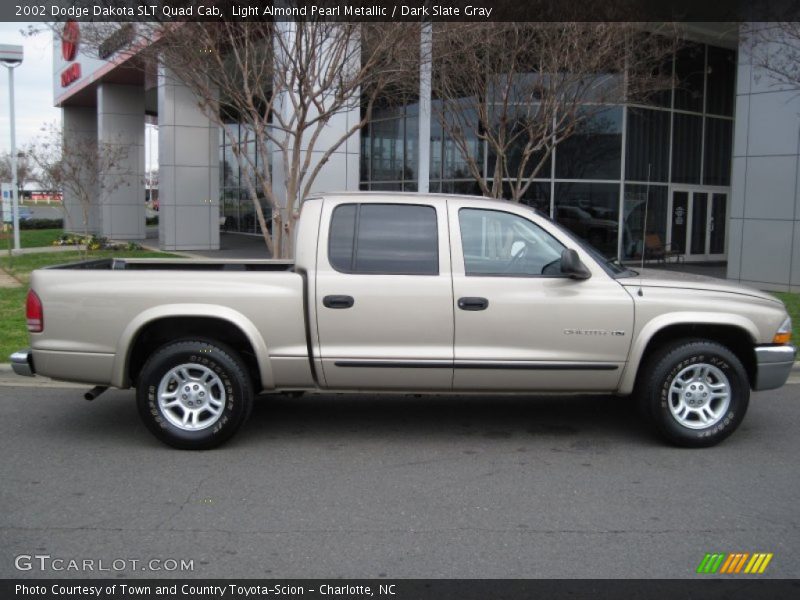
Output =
[{"x1": 0, "y1": 383, "x2": 798, "y2": 579}]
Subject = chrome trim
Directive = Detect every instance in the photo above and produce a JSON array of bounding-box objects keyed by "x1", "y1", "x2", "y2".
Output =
[
  {"x1": 10, "y1": 349, "x2": 34, "y2": 377},
  {"x1": 753, "y1": 345, "x2": 796, "y2": 391}
]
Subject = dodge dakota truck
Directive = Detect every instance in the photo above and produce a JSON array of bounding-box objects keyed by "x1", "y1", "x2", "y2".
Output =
[{"x1": 10, "y1": 193, "x2": 796, "y2": 449}]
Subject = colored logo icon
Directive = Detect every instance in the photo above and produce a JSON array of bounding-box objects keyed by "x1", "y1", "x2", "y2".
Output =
[{"x1": 697, "y1": 552, "x2": 773, "y2": 574}]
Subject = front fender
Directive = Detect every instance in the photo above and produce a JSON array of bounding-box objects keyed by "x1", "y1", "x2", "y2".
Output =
[
  {"x1": 617, "y1": 312, "x2": 758, "y2": 395},
  {"x1": 111, "y1": 304, "x2": 273, "y2": 389}
]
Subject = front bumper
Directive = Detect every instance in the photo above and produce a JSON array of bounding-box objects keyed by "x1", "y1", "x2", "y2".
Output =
[
  {"x1": 753, "y1": 345, "x2": 796, "y2": 391},
  {"x1": 10, "y1": 349, "x2": 35, "y2": 377}
]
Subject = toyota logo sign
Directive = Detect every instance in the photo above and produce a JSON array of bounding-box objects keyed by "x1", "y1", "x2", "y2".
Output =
[{"x1": 62, "y1": 21, "x2": 79, "y2": 62}]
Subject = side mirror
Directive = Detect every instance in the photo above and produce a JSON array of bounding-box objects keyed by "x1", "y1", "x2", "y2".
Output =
[{"x1": 560, "y1": 248, "x2": 592, "y2": 280}]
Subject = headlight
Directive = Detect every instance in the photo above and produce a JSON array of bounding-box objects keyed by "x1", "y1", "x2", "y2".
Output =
[{"x1": 772, "y1": 316, "x2": 792, "y2": 344}]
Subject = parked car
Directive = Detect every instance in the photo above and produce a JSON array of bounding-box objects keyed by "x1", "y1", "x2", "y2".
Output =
[{"x1": 11, "y1": 193, "x2": 795, "y2": 449}]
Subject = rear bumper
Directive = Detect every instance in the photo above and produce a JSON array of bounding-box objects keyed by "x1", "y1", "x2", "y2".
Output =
[
  {"x1": 753, "y1": 345, "x2": 796, "y2": 391},
  {"x1": 10, "y1": 349, "x2": 35, "y2": 377}
]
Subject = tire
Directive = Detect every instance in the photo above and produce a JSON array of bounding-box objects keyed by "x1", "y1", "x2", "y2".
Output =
[
  {"x1": 136, "y1": 339, "x2": 254, "y2": 450},
  {"x1": 638, "y1": 339, "x2": 749, "y2": 448}
]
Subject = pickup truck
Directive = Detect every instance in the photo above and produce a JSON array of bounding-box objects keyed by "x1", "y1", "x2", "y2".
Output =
[{"x1": 10, "y1": 193, "x2": 796, "y2": 449}]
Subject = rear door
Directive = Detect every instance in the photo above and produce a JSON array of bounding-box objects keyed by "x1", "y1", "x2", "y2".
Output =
[{"x1": 314, "y1": 198, "x2": 454, "y2": 390}]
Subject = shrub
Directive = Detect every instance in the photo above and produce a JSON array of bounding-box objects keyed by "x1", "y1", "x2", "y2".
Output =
[{"x1": 20, "y1": 218, "x2": 64, "y2": 230}]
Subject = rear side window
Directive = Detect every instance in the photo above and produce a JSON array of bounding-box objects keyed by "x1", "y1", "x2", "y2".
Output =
[{"x1": 329, "y1": 203, "x2": 439, "y2": 275}]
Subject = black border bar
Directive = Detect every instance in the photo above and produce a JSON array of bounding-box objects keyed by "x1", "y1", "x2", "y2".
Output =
[
  {"x1": 3, "y1": 579, "x2": 800, "y2": 600},
  {"x1": 5, "y1": 0, "x2": 800, "y2": 23}
]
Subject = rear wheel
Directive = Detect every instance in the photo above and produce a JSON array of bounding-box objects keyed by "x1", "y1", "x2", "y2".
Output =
[
  {"x1": 639, "y1": 339, "x2": 749, "y2": 447},
  {"x1": 136, "y1": 340, "x2": 253, "y2": 450}
]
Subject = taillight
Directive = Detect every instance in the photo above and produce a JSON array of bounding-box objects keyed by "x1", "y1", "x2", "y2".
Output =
[{"x1": 26, "y1": 290, "x2": 43, "y2": 333}]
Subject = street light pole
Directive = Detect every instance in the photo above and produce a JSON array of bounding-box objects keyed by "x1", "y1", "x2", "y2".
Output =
[
  {"x1": 8, "y1": 62, "x2": 20, "y2": 251},
  {"x1": 1, "y1": 44, "x2": 24, "y2": 253}
]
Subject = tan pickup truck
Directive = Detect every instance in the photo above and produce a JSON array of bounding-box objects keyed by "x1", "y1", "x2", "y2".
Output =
[{"x1": 10, "y1": 193, "x2": 796, "y2": 449}]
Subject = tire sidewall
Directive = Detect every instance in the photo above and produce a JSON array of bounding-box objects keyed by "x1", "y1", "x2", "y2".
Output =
[
  {"x1": 137, "y1": 341, "x2": 251, "y2": 449},
  {"x1": 650, "y1": 343, "x2": 749, "y2": 447}
]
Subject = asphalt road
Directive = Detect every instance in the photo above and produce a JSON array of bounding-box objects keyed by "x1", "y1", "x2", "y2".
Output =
[{"x1": 0, "y1": 379, "x2": 798, "y2": 579}]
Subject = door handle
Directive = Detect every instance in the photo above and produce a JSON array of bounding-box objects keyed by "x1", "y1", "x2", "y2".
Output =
[
  {"x1": 323, "y1": 295, "x2": 355, "y2": 309},
  {"x1": 458, "y1": 297, "x2": 489, "y2": 311}
]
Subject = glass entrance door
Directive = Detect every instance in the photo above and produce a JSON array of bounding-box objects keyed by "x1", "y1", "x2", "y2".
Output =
[{"x1": 669, "y1": 189, "x2": 728, "y2": 261}]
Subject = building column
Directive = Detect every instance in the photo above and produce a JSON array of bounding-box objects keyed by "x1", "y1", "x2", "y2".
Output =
[
  {"x1": 417, "y1": 22, "x2": 432, "y2": 194},
  {"x1": 61, "y1": 106, "x2": 100, "y2": 235},
  {"x1": 157, "y1": 66, "x2": 220, "y2": 251},
  {"x1": 728, "y1": 23, "x2": 800, "y2": 291},
  {"x1": 97, "y1": 83, "x2": 146, "y2": 240}
]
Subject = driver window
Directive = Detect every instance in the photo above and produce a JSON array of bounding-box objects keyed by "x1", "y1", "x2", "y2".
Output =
[{"x1": 459, "y1": 208, "x2": 565, "y2": 276}]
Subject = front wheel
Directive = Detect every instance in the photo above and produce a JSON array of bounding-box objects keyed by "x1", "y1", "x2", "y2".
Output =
[
  {"x1": 639, "y1": 340, "x2": 750, "y2": 447},
  {"x1": 136, "y1": 340, "x2": 253, "y2": 450}
]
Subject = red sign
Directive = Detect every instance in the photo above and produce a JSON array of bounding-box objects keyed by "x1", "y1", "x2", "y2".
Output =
[
  {"x1": 61, "y1": 20, "x2": 80, "y2": 61},
  {"x1": 60, "y1": 63, "x2": 81, "y2": 87}
]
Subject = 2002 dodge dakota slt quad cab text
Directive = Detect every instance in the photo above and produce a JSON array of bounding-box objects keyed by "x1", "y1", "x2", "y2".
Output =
[{"x1": 10, "y1": 193, "x2": 796, "y2": 449}]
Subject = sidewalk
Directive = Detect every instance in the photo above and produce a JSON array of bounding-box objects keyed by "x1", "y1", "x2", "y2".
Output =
[{"x1": 0, "y1": 269, "x2": 20, "y2": 288}]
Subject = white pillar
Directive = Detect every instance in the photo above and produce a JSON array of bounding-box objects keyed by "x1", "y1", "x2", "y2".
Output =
[
  {"x1": 97, "y1": 83, "x2": 146, "y2": 240},
  {"x1": 157, "y1": 66, "x2": 220, "y2": 250},
  {"x1": 418, "y1": 22, "x2": 432, "y2": 193}
]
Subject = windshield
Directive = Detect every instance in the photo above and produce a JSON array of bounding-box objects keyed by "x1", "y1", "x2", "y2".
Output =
[{"x1": 528, "y1": 207, "x2": 638, "y2": 278}]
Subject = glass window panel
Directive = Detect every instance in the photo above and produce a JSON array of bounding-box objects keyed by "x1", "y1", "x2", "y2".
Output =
[
  {"x1": 360, "y1": 122, "x2": 370, "y2": 182},
  {"x1": 458, "y1": 208, "x2": 565, "y2": 276},
  {"x1": 370, "y1": 118, "x2": 404, "y2": 181},
  {"x1": 429, "y1": 112, "x2": 443, "y2": 180},
  {"x1": 369, "y1": 182, "x2": 402, "y2": 191},
  {"x1": 353, "y1": 204, "x2": 439, "y2": 275},
  {"x1": 223, "y1": 145, "x2": 239, "y2": 188},
  {"x1": 706, "y1": 46, "x2": 736, "y2": 117},
  {"x1": 554, "y1": 182, "x2": 620, "y2": 258},
  {"x1": 710, "y1": 193, "x2": 727, "y2": 254},
  {"x1": 674, "y1": 43, "x2": 705, "y2": 113},
  {"x1": 237, "y1": 190, "x2": 256, "y2": 234},
  {"x1": 670, "y1": 191, "x2": 689, "y2": 254},
  {"x1": 703, "y1": 117, "x2": 733, "y2": 186},
  {"x1": 555, "y1": 107, "x2": 622, "y2": 180},
  {"x1": 405, "y1": 115, "x2": 419, "y2": 182},
  {"x1": 671, "y1": 113, "x2": 703, "y2": 184},
  {"x1": 691, "y1": 192, "x2": 708, "y2": 255},
  {"x1": 622, "y1": 184, "x2": 668, "y2": 261},
  {"x1": 626, "y1": 108, "x2": 670, "y2": 183}
]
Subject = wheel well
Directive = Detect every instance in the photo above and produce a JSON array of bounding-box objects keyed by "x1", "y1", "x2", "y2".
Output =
[
  {"x1": 638, "y1": 324, "x2": 756, "y2": 387},
  {"x1": 126, "y1": 317, "x2": 262, "y2": 389}
]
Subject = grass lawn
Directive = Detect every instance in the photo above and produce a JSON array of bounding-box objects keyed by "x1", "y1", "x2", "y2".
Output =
[
  {"x1": 18, "y1": 228, "x2": 64, "y2": 249},
  {"x1": 773, "y1": 292, "x2": 800, "y2": 343},
  {"x1": 0, "y1": 249, "x2": 182, "y2": 361}
]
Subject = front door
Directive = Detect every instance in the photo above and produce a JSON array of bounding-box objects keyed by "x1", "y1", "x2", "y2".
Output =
[
  {"x1": 669, "y1": 189, "x2": 728, "y2": 260},
  {"x1": 447, "y1": 200, "x2": 634, "y2": 392}
]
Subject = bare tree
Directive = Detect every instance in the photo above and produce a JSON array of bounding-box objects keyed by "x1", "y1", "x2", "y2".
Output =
[
  {"x1": 26, "y1": 123, "x2": 131, "y2": 255},
  {"x1": 0, "y1": 151, "x2": 35, "y2": 196},
  {"x1": 430, "y1": 22, "x2": 677, "y2": 202},
  {"x1": 744, "y1": 22, "x2": 800, "y2": 89},
  {"x1": 73, "y1": 19, "x2": 417, "y2": 257}
]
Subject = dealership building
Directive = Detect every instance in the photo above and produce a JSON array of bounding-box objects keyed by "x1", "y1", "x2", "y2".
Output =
[{"x1": 53, "y1": 22, "x2": 800, "y2": 291}]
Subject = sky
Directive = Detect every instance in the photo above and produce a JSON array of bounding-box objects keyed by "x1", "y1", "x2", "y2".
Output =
[
  {"x1": 0, "y1": 22, "x2": 157, "y2": 171},
  {"x1": 0, "y1": 22, "x2": 61, "y2": 154}
]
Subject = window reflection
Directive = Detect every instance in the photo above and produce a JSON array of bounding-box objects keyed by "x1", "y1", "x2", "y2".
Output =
[
  {"x1": 554, "y1": 182, "x2": 619, "y2": 258},
  {"x1": 555, "y1": 107, "x2": 622, "y2": 180}
]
